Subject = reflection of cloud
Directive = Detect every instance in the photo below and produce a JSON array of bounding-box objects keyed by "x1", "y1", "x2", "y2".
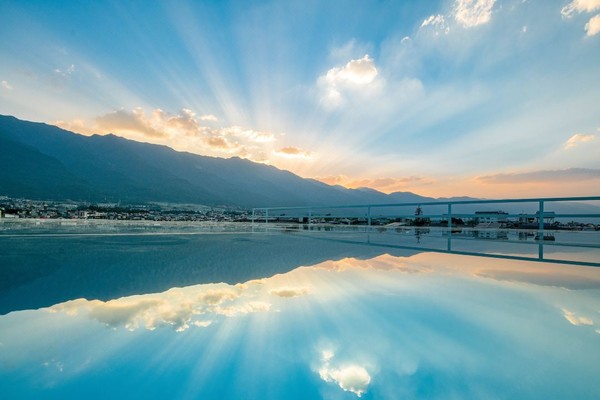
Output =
[
  {"x1": 565, "y1": 133, "x2": 596, "y2": 149},
  {"x1": 318, "y1": 350, "x2": 371, "y2": 397},
  {"x1": 476, "y1": 168, "x2": 600, "y2": 184},
  {"x1": 453, "y1": 0, "x2": 496, "y2": 27},
  {"x1": 316, "y1": 255, "x2": 428, "y2": 274},
  {"x1": 476, "y1": 270, "x2": 600, "y2": 290},
  {"x1": 50, "y1": 283, "x2": 270, "y2": 332},
  {"x1": 562, "y1": 309, "x2": 594, "y2": 326},
  {"x1": 270, "y1": 287, "x2": 309, "y2": 298},
  {"x1": 214, "y1": 301, "x2": 272, "y2": 317}
]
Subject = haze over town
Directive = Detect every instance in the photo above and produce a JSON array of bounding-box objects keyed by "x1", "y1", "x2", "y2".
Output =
[{"x1": 1, "y1": 0, "x2": 599, "y2": 199}]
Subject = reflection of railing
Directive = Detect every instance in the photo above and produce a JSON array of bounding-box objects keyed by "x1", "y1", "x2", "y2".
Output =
[
  {"x1": 296, "y1": 228, "x2": 600, "y2": 268},
  {"x1": 252, "y1": 196, "x2": 600, "y2": 236}
]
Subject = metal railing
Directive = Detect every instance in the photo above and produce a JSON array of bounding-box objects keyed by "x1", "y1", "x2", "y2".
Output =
[{"x1": 252, "y1": 196, "x2": 600, "y2": 234}]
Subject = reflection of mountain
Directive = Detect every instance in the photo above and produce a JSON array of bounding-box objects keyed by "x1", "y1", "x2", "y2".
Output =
[
  {"x1": 0, "y1": 232, "x2": 419, "y2": 314},
  {"x1": 2, "y1": 228, "x2": 598, "y2": 315}
]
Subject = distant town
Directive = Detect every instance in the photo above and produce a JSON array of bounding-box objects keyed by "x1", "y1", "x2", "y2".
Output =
[
  {"x1": 0, "y1": 196, "x2": 251, "y2": 222},
  {"x1": 1, "y1": 195, "x2": 598, "y2": 231}
]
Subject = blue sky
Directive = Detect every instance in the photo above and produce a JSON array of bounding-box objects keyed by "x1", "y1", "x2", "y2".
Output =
[{"x1": 1, "y1": 0, "x2": 599, "y2": 197}]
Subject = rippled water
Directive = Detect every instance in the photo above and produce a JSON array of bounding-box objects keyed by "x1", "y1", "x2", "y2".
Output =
[{"x1": 1, "y1": 223, "x2": 599, "y2": 399}]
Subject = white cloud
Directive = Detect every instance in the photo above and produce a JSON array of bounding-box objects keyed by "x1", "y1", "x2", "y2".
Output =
[
  {"x1": 54, "y1": 64, "x2": 76, "y2": 78},
  {"x1": 95, "y1": 108, "x2": 167, "y2": 138},
  {"x1": 54, "y1": 107, "x2": 284, "y2": 163},
  {"x1": 421, "y1": 14, "x2": 450, "y2": 35},
  {"x1": 199, "y1": 114, "x2": 218, "y2": 122},
  {"x1": 221, "y1": 126, "x2": 276, "y2": 143},
  {"x1": 565, "y1": 133, "x2": 596, "y2": 148},
  {"x1": 453, "y1": 0, "x2": 496, "y2": 27},
  {"x1": 315, "y1": 175, "x2": 434, "y2": 193},
  {"x1": 561, "y1": 0, "x2": 600, "y2": 18},
  {"x1": 476, "y1": 168, "x2": 600, "y2": 184},
  {"x1": 318, "y1": 55, "x2": 379, "y2": 108},
  {"x1": 318, "y1": 351, "x2": 371, "y2": 397},
  {"x1": 1, "y1": 80, "x2": 13, "y2": 90},
  {"x1": 585, "y1": 14, "x2": 600, "y2": 35},
  {"x1": 273, "y1": 146, "x2": 312, "y2": 158},
  {"x1": 421, "y1": 14, "x2": 446, "y2": 28},
  {"x1": 324, "y1": 55, "x2": 378, "y2": 86}
]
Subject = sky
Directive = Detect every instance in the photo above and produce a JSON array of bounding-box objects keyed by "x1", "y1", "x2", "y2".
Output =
[{"x1": 1, "y1": 0, "x2": 599, "y2": 199}]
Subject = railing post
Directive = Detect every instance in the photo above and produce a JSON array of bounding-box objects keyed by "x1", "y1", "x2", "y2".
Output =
[
  {"x1": 538, "y1": 200, "x2": 544, "y2": 235},
  {"x1": 309, "y1": 208, "x2": 312, "y2": 229},
  {"x1": 447, "y1": 204, "x2": 452, "y2": 230},
  {"x1": 538, "y1": 200, "x2": 544, "y2": 260},
  {"x1": 251, "y1": 208, "x2": 255, "y2": 224},
  {"x1": 367, "y1": 206, "x2": 371, "y2": 227},
  {"x1": 265, "y1": 208, "x2": 269, "y2": 225}
]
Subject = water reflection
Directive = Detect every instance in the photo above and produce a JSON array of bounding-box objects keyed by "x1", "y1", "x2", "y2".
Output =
[{"x1": 1, "y1": 229, "x2": 599, "y2": 399}]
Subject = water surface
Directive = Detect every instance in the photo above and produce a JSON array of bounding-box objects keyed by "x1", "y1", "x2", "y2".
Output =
[{"x1": 1, "y1": 223, "x2": 599, "y2": 399}]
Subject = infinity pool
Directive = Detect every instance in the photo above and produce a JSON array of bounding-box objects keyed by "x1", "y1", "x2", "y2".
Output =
[{"x1": 1, "y1": 224, "x2": 599, "y2": 399}]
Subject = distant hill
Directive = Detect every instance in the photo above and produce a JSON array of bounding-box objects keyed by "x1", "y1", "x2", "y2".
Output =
[
  {"x1": 1, "y1": 115, "x2": 598, "y2": 216},
  {"x1": 0, "y1": 115, "x2": 440, "y2": 208}
]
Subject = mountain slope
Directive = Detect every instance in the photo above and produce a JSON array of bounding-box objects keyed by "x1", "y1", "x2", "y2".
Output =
[
  {"x1": 0, "y1": 115, "x2": 436, "y2": 207},
  {"x1": 2, "y1": 115, "x2": 596, "y2": 214}
]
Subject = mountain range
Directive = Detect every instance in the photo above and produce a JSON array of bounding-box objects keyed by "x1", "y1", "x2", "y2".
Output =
[
  {"x1": 0, "y1": 115, "x2": 446, "y2": 208},
  {"x1": 0, "y1": 114, "x2": 598, "y2": 216}
]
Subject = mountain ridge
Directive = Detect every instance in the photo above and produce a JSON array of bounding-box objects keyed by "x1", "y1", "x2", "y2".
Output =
[
  {"x1": 1, "y1": 114, "x2": 597, "y2": 216},
  {"x1": 0, "y1": 115, "x2": 442, "y2": 208}
]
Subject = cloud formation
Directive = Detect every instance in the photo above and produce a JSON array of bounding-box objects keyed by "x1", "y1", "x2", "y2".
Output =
[
  {"x1": 565, "y1": 133, "x2": 596, "y2": 149},
  {"x1": 476, "y1": 168, "x2": 600, "y2": 184},
  {"x1": 1, "y1": 80, "x2": 13, "y2": 90},
  {"x1": 561, "y1": 0, "x2": 600, "y2": 18},
  {"x1": 585, "y1": 14, "x2": 600, "y2": 35},
  {"x1": 561, "y1": 0, "x2": 600, "y2": 35},
  {"x1": 316, "y1": 255, "x2": 429, "y2": 274},
  {"x1": 95, "y1": 108, "x2": 167, "y2": 138},
  {"x1": 54, "y1": 107, "x2": 293, "y2": 165},
  {"x1": 421, "y1": 14, "x2": 450, "y2": 34},
  {"x1": 315, "y1": 175, "x2": 434, "y2": 193},
  {"x1": 422, "y1": 14, "x2": 446, "y2": 28},
  {"x1": 453, "y1": 0, "x2": 496, "y2": 27},
  {"x1": 270, "y1": 287, "x2": 310, "y2": 298},
  {"x1": 318, "y1": 350, "x2": 371, "y2": 397},
  {"x1": 274, "y1": 146, "x2": 312, "y2": 158},
  {"x1": 318, "y1": 55, "x2": 379, "y2": 108},
  {"x1": 49, "y1": 282, "x2": 271, "y2": 332}
]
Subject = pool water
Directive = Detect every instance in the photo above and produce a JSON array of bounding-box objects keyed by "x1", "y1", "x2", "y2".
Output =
[{"x1": 1, "y1": 226, "x2": 599, "y2": 399}]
